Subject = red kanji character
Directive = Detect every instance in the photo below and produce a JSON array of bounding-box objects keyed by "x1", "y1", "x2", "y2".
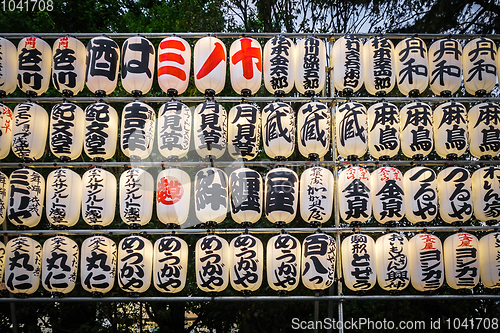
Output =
[
  {"x1": 231, "y1": 38, "x2": 262, "y2": 80},
  {"x1": 420, "y1": 234, "x2": 436, "y2": 250},
  {"x1": 157, "y1": 176, "x2": 184, "y2": 205}
]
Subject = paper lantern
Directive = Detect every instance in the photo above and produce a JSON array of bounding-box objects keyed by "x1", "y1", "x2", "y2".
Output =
[
  {"x1": 400, "y1": 101, "x2": 433, "y2": 159},
  {"x1": 86, "y1": 36, "x2": 120, "y2": 96},
  {"x1": 158, "y1": 100, "x2": 192, "y2": 160},
  {"x1": 341, "y1": 234, "x2": 376, "y2": 291},
  {"x1": 262, "y1": 101, "x2": 295, "y2": 160},
  {"x1": 363, "y1": 36, "x2": 395, "y2": 96},
  {"x1": 193, "y1": 100, "x2": 227, "y2": 159},
  {"x1": 119, "y1": 168, "x2": 154, "y2": 226},
  {"x1": 156, "y1": 168, "x2": 191, "y2": 226},
  {"x1": 227, "y1": 104, "x2": 261, "y2": 160},
  {"x1": 153, "y1": 235, "x2": 188, "y2": 293},
  {"x1": 437, "y1": 167, "x2": 473, "y2": 224},
  {"x1": 229, "y1": 168, "x2": 262, "y2": 225},
  {"x1": 371, "y1": 167, "x2": 404, "y2": 224},
  {"x1": 444, "y1": 232, "x2": 479, "y2": 289},
  {"x1": 46, "y1": 168, "x2": 82, "y2": 227},
  {"x1": 52, "y1": 36, "x2": 86, "y2": 96},
  {"x1": 395, "y1": 36, "x2": 428, "y2": 96},
  {"x1": 12, "y1": 102, "x2": 48, "y2": 161},
  {"x1": 81, "y1": 167, "x2": 117, "y2": 227},
  {"x1": 297, "y1": 101, "x2": 331, "y2": 160},
  {"x1": 120, "y1": 100, "x2": 156, "y2": 160},
  {"x1": 300, "y1": 166, "x2": 334, "y2": 225},
  {"x1": 479, "y1": 232, "x2": 500, "y2": 288},
  {"x1": 194, "y1": 36, "x2": 226, "y2": 96},
  {"x1": 336, "y1": 102, "x2": 367, "y2": 160},
  {"x1": 49, "y1": 102, "x2": 85, "y2": 161},
  {"x1": 409, "y1": 233, "x2": 444, "y2": 291},
  {"x1": 0, "y1": 103, "x2": 13, "y2": 159},
  {"x1": 230, "y1": 234, "x2": 263, "y2": 292},
  {"x1": 17, "y1": 36, "x2": 51, "y2": 96},
  {"x1": 375, "y1": 233, "x2": 410, "y2": 291},
  {"x1": 468, "y1": 102, "x2": 500, "y2": 159},
  {"x1": 196, "y1": 234, "x2": 230, "y2": 292},
  {"x1": 263, "y1": 35, "x2": 295, "y2": 95},
  {"x1": 230, "y1": 37, "x2": 262, "y2": 96},
  {"x1": 195, "y1": 167, "x2": 228, "y2": 225},
  {"x1": 403, "y1": 166, "x2": 437, "y2": 224},
  {"x1": 0, "y1": 171, "x2": 8, "y2": 225},
  {"x1": 472, "y1": 166, "x2": 500, "y2": 223},
  {"x1": 265, "y1": 167, "x2": 298, "y2": 225},
  {"x1": 8, "y1": 169, "x2": 45, "y2": 228},
  {"x1": 83, "y1": 102, "x2": 119, "y2": 161},
  {"x1": 0, "y1": 37, "x2": 18, "y2": 96},
  {"x1": 41, "y1": 235, "x2": 78, "y2": 294},
  {"x1": 5, "y1": 236, "x2": 41, "y2": 294},
  {"x1": 433, "y1": 100, "x2": 468, "y2": 159},
  {"x1": 158, "y1": 36, "x2": 191, "y2": 96},
  {"x1": 0, "y1": 241, "x2": 5, "y2": 283},
  {"x1": 80, "y1": 235, "x2": 117, "y2": 294},
  {"x1": 367, "y1": 101, "x2": 400, "y2": 159},
  {"x1": 118, "y1": 235, "x2": 153, "y2": 293},
  {"x1": 463, "y1": 37, "x2": 497, "y2": 96},
  {"x1": 429, "y1": 38, "x2": 462, "y2": 96},
  {"x1": 294, "y1": 36, "x2": 326, "y2": 96},
  {"x1": 331, "y1": 35, "x2": 364, "y2": 95},
  {"x1": 302, "y1": 233, "x2": 336, "y2": 290},
  {"x1": 267, "y1": 233, "x2": 301, "y2": 292},
  {"x1": 121, "y1": 36, "x2": 155, "y2": 96},
  {"x1": 338, "y1": 166, "x2": 371, "y2": 224}
]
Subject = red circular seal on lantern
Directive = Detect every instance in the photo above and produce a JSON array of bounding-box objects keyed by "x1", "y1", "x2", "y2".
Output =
[{"x1": 157, "y1": 176, "x2": 184, "y2": 205}]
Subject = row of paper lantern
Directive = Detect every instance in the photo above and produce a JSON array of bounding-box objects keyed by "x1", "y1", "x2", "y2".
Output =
[
  {"x1": 1, "y1": 34, "x2": 498, "y2": 98},
  {"x1": 2, "y1": 164, "x2": 500, "y2": 229},
  {"x1": 1, "y1": 231, "x2": 499, "y2": 295},
  {"x1": 1, "y1": 99, "x2": 499, "y2": 162}
]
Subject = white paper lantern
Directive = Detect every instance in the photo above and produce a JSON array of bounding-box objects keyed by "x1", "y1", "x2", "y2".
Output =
[
  {"x1": 265, "y1": 167, "x2": 298, "y2": 225},
  {"x1": 471, "y1": 166, "x2": 500, "y2": 223},
  {"x1": 479, "y1": 232, "x2": 500, "y2": 289},
  {"x1": 195, "y1": 167, "x2": 228, "y2": 225},
  {"x1": 463, "y1": 37, "x2": 497, "y2": 96},
  {"x1": 153, "y1": 235, "x2": 188, "y2": 293},
  {"x1": 230, "y1": 234, "x2": 263, "y2": 292},
  {"x1": 194, "y1": 36, "x2": 226, "y2": 96},
  {"x1": 193, "y1": 100, "x2": 227, "y2": 159},
  {"x1": 81, "y1": 168, "x2": 117, "y2": 227},
  {"x1": 12, "y1": 102, "x2": 48, "y2": 161},
  {"x1": 294, "y1": 36, "x2": 326, "y2": 96},
  {"x1": 0, "y1": 171, "x2": 8, "y2": 225},
  {"x1": 341, "y1": 234, "x2": 376, "y2": 291},
  {"x1": 262, "y1": 101, "x2": 295, "y2": 160},
  {"x1": 375, "y1": 233, "x2": 410, "y2": 291},
  {"x1": 86, "y1": 36, "x2": 120, "y2": 96},
  {"x1": 118, "y1": 235, "x2": 153, "y2": 293},
  {"x1": 8, "y1": 169, "x2": 44, "y2": 228},
  {"x1": 156, "y1": 168, "x2": 191, "y2": 226},
  {"x1": 300, "y1": 166, "x2": 334, "y2": 225},
  {"x1": 428, "y1": 38, "x2": 462, "y2": 96},
  {"x1": 121, "y1": 36, "x2": 155, "y2": 96},
  {"x1": 49, "y1": 102, "x2": 85, "y2": 161},
  {"x1": 46, "y1": 168, "x2": 82, "y2": 227},
  {"x1": 400, "y1": 101, "x2": 433, "y2": 158},
  {"x1": 409, "y1": 233, "x2": 444, "y2": 291},
  {"x1": 0, "y1": 103, "x2": 13, "y2": 159},
  {"x1": 83, "y1": 102, "x2": 119, "y2": 161},
  {"x1": 80, "y1": 235, "x2": 117, "y2": 294},
  {"x1": 119, "y1": 168, "x2": 154, "y2": 226},
  {"x1": 52, "y1": 36, "x2": 86, "y2": 96},
  {"x1": 229, "y1": 168, "x2": 262, "y2": 225},
  {"x1": 263, "y1": 35, "x2": 295, "y2": 95},
  {"x1": 363, "y1": 36, "x2": 396, "y2": 96},
  {"x1": 367, "y1": 101, "x2": 400, "y2": 159},
  {"x1": 332, "y1": 35, "x2": 364, "y2": 95},
  {"x1": 17, "y1": 36, "x2": 51, "y2": 96},
  {"x1": 371, "y1": 167, "x2": 405, "y2": 224},
  {"x1": 468, "y1": 102, "x2": 500, "y2": 159},
  {"x1": 158, "y1": 100, "x2": 192, "y2": 160},
  {"x1": 335, "y1": 102, "x2": 368, "y2": 160},
  {"x1": 267, "y1": 233, "x2": 301, "y2": 292},
  {"x1": 403, "y1": 166, "x2": 437, "y2": 224},
  {"x1": 0, "y1": 37, "x2": 18, "y2": 96},
  {"x1": 5, "y1": 236, "x2": 41, "y2": 294},
  {"x1": 196, "y1": 234, "x2": 230, "y2": 292},
  {"x1": 338, "y1": 166, "x2": 371, "y2": 224},
  {"x1": 395, "y1": 36, "x2": 429, "y2": 96},
  {"x1": 230, "y1": 37, "x2": 262, "y2": 96},
  {"x1": 158, "y1": 36, "x2": 191, "y2": 96},
  {"x1": 120, "y1": 100, "x2": 156, "y2": 160},
  {"x1": 297, "y1": 101, "x2": 331, "y2": 159},
  {"x1": 302, "y1": 233, "x2": 336, "y2": 290},
  {"x1": 444, "y1": 232, "x2": 479, "y2": 289},
  {"x1": 433, "y1": 100, "x2": 468, "y2": 159},
  {"x1": 0, "y1": 241, "x2": 5, "y2": 283},
  {"x1": 437, "y1": 167, "x2": 473, "y2": 224},
  {"x1": 227, "y1": 104, "x2": 261, "y2": 160},
  {"x1": 41, "y1": 235, "x2": 79, "y2": 294}
]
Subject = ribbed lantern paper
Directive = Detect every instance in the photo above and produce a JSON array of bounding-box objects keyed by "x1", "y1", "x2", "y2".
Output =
[
  {"x1": 294, "y1": 36, "x2": 326, "y2": 96},
  {"x1": 158, "y1": 36, "x2": 191, "y2": 96},
  {"x1": 17, "y1": 36, "x2": 52, "y2": 96},
  {"x1": 227, "y1": 104, "x2": 261, "y2": 160},
  {"x1": 119, "y1": 168, "x2": 154, "y2": 226},
  {"x1": 463, "y1": 37, "x2": 497, "y2": 96},
  {"x1": 403, "y1": 166, "x2": 438, "y2": 224},
  {"x1": 297, "y1": 101, "x2": 331, "y2": 160},
  {"x1": 437, "y1": 167, "x2": 473, "y2": 224},
  {"x1": 153, "y1": 235, "x2": 188, "y2": 293},
  {"x1": 81, "y1": 168, "x2": 117, "y2": 227},
  {"x1": 341, "y1": 234, "x2": 376, "y2": 291},
  {"x1": 86, "y1": 36, "x2": 120, "y2": 96},
  {"x1": 367, "y1": 101, "x2": 400, "y2": 159},
  {"x1": 41, "y1": 235, "x2": 78, "y2": 294},
  {"x1": 52, "y1": 36, "x2": 86, "y2": 96},
  {"x1": 121, "y1": 36, "x2": 155, "y2": 96},
  {"x1": 265, "y1": 167, "x2": 298, "y2": 225},
  {"x1": 371, "y1": 167, "x2": 405, "y2": 224},
  {"x1": 83, "y1": 102, "x2": 119, "y2": 161},
  {"x1": 363, "y1": 36, "x2": 395, "y2": 96},
  {"x1": 80, "y1": 235, "x2": 117, "y2": 294},
  {"x1": 229, "y1": 168, "x2": 263, "y2": 225},
  {"x1": 300, "y1": 166, "x2": 334, "y2": 225},
  {"x1": 267, "y1": 233, "x2": 301, "y2": 292},
  {"x1": 479, "y1": 232, "x2": 500, "y2": 289},
  {"x1": 120, "y1": 100, "x2": 156, "y2": 159},
  {"x1": 468, "y1": 102, "x2": 500, "y2": 160},
  {"x1": 5, "y1": 236, "x2": 41, "y2": 294},
  {"x1": 395, "y1": 36, "x2": 428, "y2": 96},
  {"x1": 263, "y1": 35, "x2": 295, "y2": 95},
  {"x1": 230, "y1": 233, "x2": 263, "y2": 292},
  {"x1": 49, "y1": 102, "x2": 85, "y2": 161},
  {"x1": 0, "y1": 37, "x2": 17, "y2": 96},
  {"x1": 400, "y1": 101, "x2": 433, "y2": 159},
  {"x1": 375, "y1": 233, "x2": 410, "y2": 291},
  {"x1": 196, "y1": 234, "x2": 230, "y2": 292},
  {"x1": 156, "y1": 168, "x2": 191, "y2": 226},
  {"x1": 118, "y1": 235, "x2": 153, "y2": 293},
  {"x1": 331, "y1": 34, "x2": 364, "y2": 95},
  {"x1": 157, "y1": 100, "x2": 191, "y2": 160},
  {"x1": 262, "y1": 101, "x2": 295, "y2": 160},
  {"x1": 194, "y1": 100, "x2": 227, "y2": 159},
  {"x1": 46, "y1": 168, "x2": 82, "y2": 227},
  {"x1": 230, "y1": 37, "x2": 262, "y2": 96},
  {"x1": 12, "y1": 102, "x2": 48, "y2": 161},
  {"x1": 0, "y1": 171, "x2": 8, "y2": 225},
  {"x1": 432, "y1": 100, "x2": 468, "y2": 159},
  {"x1": 302, "y1": 233, "x2": 336, "y2": 290},
  {"x1": 195, "y1": 167, "x2": 228, "y2": 225},
  {"x1": 0, "y1": 103, "x2": 13, "y2": 159},
  {"x1": 409, "y1": 233, "x2": 444, "y2": 292},
  {"x1": 471, "y1": 166, "x2": 500, "y2": 224},
  {"x1": 335, "y1": 102, "x2": 368, "y2": 160},
  {"x1": 8, "y1": 168, "x2": 45, "y2": 228},
  {"x1": 428, "y1": 38, "x2": 462, "y2": 96},
  {"x1": 444, "y1": 232, "x2": 479, "y2": 290},
  {"x1": 338, "y1": 166, "x2": 371, "y2": 224},
  {"x1": 194, "y1": 36, "x2": 226, "y2": 96}
]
